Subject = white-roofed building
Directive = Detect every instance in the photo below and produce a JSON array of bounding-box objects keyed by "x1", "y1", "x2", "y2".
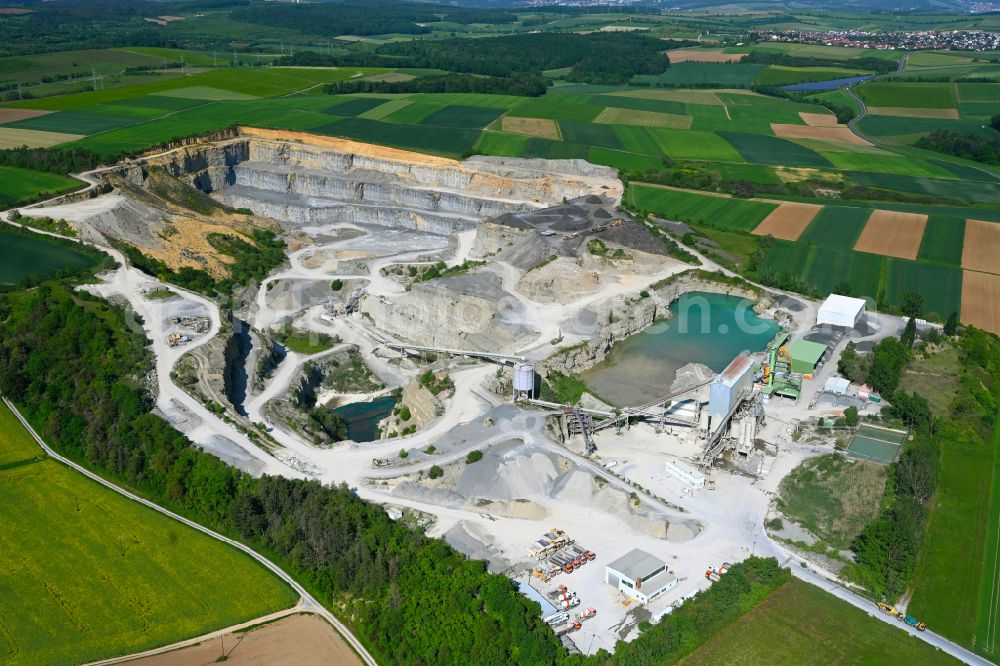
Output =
[
  {"x1": 824, "y1": 376, "x2": 851, "y2": 395},
  {"x1": 604, "y1": 548, "x2": 677, "y2": 604},
  {"x1": 817, "y1": 294, "x2": 866, "y2": 328}
]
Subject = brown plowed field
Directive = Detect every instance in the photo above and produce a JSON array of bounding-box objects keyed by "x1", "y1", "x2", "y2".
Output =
[
  {"x1": 961, "y1": 219, "x2": 1000, "y2": 275},
  {"x1": 771, "y1": 123, "x2": 873, "y2": 147},
  {"x1": 124, "y1": 614, "x2": 362, "y2": 666},
  {"x1": 854, "y1": 210, "x2": 927, "y2": 260},
  {"x1": 667, "y1": 49, "x2": 746, "y2": 63},
  {"x1": 0, "y1": 108, "x2": 52, "y2": 124},
  {"x1": 962, "y1": 271, "x2": 1000, "y2": 335},
  {"x1": 752, "y1": 202, "x2": 822, "y2": 241},
  {"x1": 798, "y1": 112, "x2": 840, "y2": 127},
  {"x1": 502, "y1": 116, "x2": 561, "y2": 140}
]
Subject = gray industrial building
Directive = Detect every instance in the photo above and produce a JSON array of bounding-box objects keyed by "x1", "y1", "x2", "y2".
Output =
[
  {"x1": 604, "y1": 548, "x2": 677, "y2": 604},
  {"x1": 707, "y1": 355, "x2": 758, "y2": 426}
]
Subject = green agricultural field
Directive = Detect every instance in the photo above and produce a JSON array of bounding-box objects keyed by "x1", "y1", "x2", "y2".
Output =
[
  {"x1": 647, "y1": 128, "x2": 745, "y2": 162},
  {"x1": 857, "y1": 82, "x2": 956, "y2": 109},
  {"x1": 821, "y1": 151, "x2": 955, "y2": 178},
  {"x1": 588, "y1": 94, "x2": 685, "y2": 115},
  {"x1": 719, "y1": 132, "x2": 831, "y2": 168},
  {"x1": 885, "y1": 259, "x2": 962, "y2": 321},
  {"x1": 857, "y1": 115, "x2": 995, "y2": 143},
  {"x1": 474, "y1": 131, "x2": 529, "y2": 157},
  {"x1": 383, "y1": 102, "x2": 440, "y2": 124},
  {"x1": 8, "y1": 109, "x2": 138, "y2": 135},
  {"x1": 677, "y1": 579, "x2": 957, "y2": 666},
  {"x1": 761, "y1": 240, "x2": 884, "y2": 300},
  {"x1": 420, "y1": 104, "x2": 505, "y2": 129},
  {"x1": 753, "y1": 66, "x2": 869, "y2": 87},
  {"x1": 0, "y1": 406, "x2": 297, "y2": 665},
  {"x1": 917, "y1": 215, "x2": 965, "y2": 266},
  {"x1": 317, "y1": 118, "x2": 480, "y2": 158},
  {"x1": 633, "y1": 62, "x2": 765, "y2": 87},
  {"x1": 628, "y1": 185, "x2": 776, "y2": 232},
  {"x1": 851, "y1": 172, "x2": 1000, "y2": 206},
  {"x1": 559, "y1": 121, "x2": 622, "y2": 150},
  {"x1": 0, "y1": 402, "x2": 44, "y2": 468},
  {"x1": 586, "y1": 146, "x2": 661, "y2": 173},
  {"x1": 0, "y1": 228, "x2": 100, "y2": 290},
  {"x1": 908, "y1": 418, "x2": 997, "y2": 658},
  {"x1": 507, "y1": 98, "x2": 602, "y2": 122},
  {"x1": 798, "y1": 206, "x2": 872, "y2": 250},
  {"x1": 358, "y1": 98, "x2": 412, "y2": 120},
  {"x1": 0, "y1": 166, "x2": 79, "y2": 206},
  {"x1": 957, "y1": 83, "x2": 1000, "y2": 102},
  {"x1": 323, "y1": 96, "x2": 387, "y2": 117}
]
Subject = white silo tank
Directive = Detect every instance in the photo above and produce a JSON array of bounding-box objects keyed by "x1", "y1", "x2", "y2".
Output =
[{"x1": 513, "y1": 363, "x2": 535, "y2": 396}]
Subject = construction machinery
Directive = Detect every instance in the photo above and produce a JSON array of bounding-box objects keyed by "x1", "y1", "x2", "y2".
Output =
[
  {"x1": 876, "y1": 602, "x2": 900, "y2": 618},
  {"x1": 558, "y1": 597, "x2": 581, "y2": 609},
  {"x1": 903, "y1": 615, "x2": 927, "y2": 631},
  {"x1": 570, "y1": 544, "x2": 595, "y2": 562},
  {"x1": 577, "y1": 608, "x2": 597, "y2": 622},
  {"x1": 543, "y1": 611, "x2": 569, "y2": 626},
  {"x1": 546, "y1": 584, "x2": 568, "y2": 599},
  {"x1": 554, "y1": 621, "x2": 582, "y2": 637}
]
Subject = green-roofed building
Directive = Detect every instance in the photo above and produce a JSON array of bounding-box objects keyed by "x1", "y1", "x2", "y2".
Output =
[{"x1": 788, "y1": 339, "x2": 827, "y2": 375}]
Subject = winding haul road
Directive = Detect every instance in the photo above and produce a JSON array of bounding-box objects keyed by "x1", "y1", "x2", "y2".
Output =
[{"x1": 2, "y1": 397, "x2": 379, "y2": 666}]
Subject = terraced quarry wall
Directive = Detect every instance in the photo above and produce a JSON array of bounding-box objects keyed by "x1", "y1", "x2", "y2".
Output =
[{"x1": 139, "y1": 128, "x2": 622, "y2": 235}]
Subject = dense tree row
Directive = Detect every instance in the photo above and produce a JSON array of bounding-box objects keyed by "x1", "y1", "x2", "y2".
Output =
[
  {"x1": 290, "y1": 33, "x2": 679, "y2": 85},
  {"x1": 846, "y1": 328, "x2": 1000, "y2": 600},
  {"x1": 0, "y1": 146, "x2": 105, "y2": 175},
  {"x1": 325, "y1": 73, "x2": 549, "y2": 97},
  {"x1": 916, "y1": 129, "x2": 1000, "y2": 166},
  {"x1": 742, "y1": 51, "x2": 898, "y2": 74}
]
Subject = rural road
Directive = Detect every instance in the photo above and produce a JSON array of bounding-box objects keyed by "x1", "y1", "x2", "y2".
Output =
[
  {"x1": 766, "y1": 534, "x2": 994, "y2": 666},
  {"x1": 2, "y1": 397, "x2": 379, "y2": 666}
]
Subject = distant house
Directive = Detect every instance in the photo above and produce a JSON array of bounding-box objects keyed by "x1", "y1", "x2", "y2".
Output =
[{"x1": 604, "y1": 548, "x2": 677, "y2": 604}]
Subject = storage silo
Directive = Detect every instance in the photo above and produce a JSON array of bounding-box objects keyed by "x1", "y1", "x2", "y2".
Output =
[{"x1": 513, "y1": 363, "x2": 535, "y2": 400}]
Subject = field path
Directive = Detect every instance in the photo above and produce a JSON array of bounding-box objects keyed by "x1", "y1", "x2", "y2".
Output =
[{"x1": 2, "y1": 397, "x2": 379, "y2": 666}]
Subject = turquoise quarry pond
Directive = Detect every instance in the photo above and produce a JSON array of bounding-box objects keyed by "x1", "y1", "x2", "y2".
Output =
[
  {"x1": 331, "y1": 395, "x2": 399, "y2": 442},
  {"x1": 581, "y1": 292, "x2": 781, "y2": 407}
]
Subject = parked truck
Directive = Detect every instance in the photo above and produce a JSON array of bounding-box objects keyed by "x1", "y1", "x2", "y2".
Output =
[
  {"x1": 903, "y1": 615, "x2": 927, "y2": 631},
  {"x1": 546, "y1": 584, "x2": 568, "y2": 599}
]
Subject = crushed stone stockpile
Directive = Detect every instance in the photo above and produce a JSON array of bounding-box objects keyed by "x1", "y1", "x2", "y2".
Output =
[{"x1": 393, "y1": 442, "x2": 702, "y2": 541}]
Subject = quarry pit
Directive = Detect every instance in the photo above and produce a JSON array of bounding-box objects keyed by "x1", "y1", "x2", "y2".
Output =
[{"x1": 18, "y1": 128, "x2": 906, "y2": 654}]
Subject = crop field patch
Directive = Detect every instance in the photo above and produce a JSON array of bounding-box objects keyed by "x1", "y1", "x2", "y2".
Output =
[
  {"x1": 383, "y1": 102, "x2": 439, "y2": 125},
  {"x1": 416, "y1": 93, "x2": 525, "y2": 109},
  {"x1": 754, "y1": 66, "x2": 869, "y2": 87},
  {"x1": 918, "y1": 216, "x2": 966, "y2": 266},
  {"x1": 667, "y1": 48, "x2": 746, "y2": 63},
  {"x1": 858, "y1": 82, "x2": 956, "y2": 109},
  {"x1": 112, "y1": 95, "x2": 206, "y2": 112},
  {"x1": 752, "y1": 201, "x2": 822, "y2": 241},
  {"x1": 588, "y1": 95, "x2": 685, "y2": 115},
  {"x1": 957, "y1": 83, "x2": 1000, "y2": 102},
  {"x1": 854, "y1": 209, "x2": 928, "y2": 260},
  {"x1": 0, "y1": 108, "x2": 52, "y2": 125},
  {"x1": 868, "y1": 107, "x2": 960, "y2": 119},
  {"x1": 850, "y1": 173, "x2": 1000, "y2": 207},
  {"x1": 799, "y1": 112, "x2": 839, "y2": 127},
  {"x1": 593, "y1": 107, "x2": 692, "y2": 129},
  {"x1": 316, "y1": 118, "x2": 479, "y2": 158},
  {"x1": 521, "y1": 138, "x2": 587, "y2": 160},
  {"x1": 632, "y1": 62, "x2": 765, "y2": 87},
  {"x1": 154, "y1": 86, "x2": 259, "y2": 101},
  {"x1": 474, "y1": 131, "x2": 529, "y2": 157},
  {"x1": 8, "y1": 110, "x2": 138, "y2": 135},
  {"x1": 415, "y1": 104, "x2": 504, "y2": 129},
  {"x1": 962, "y1": 219, "x2": 1000, "y2": 275},
  {"x1": 507, "y1": 99, "x2": 602, "y2": 122},
  {"x1": 586, "y1": 147, "x2": 660, "y2": 173},
  {"x1": 646, "y1": 129, "x2": 744, "y2": 162},
  {"x1": 0, "y1": 166, "x2": 79, "y2": 206},
  {"x1": 0, "y1": 228, "x2": 98, "y2": 289},
  {"x1": 961, "y1": 102, "x2": 1000, "y2": 119},
  {"x1": 611, "y1": 125, "x2": 655, "y2": 155},
  {"x1": 771, "y1": 123, "x2": 872, "y2": 147},
  {"x1": 358, "y1": 99, "x2": 412, "y2": 120},
  {"x1": 500, "y1": 116, "x2": 561, "y2": 140},
  {"x1": 323, "y1": 97, "x2": 386, "y2": 118},
  {"x1": 963, "y1": 270, "x2": 1000, "y2": 334},
  {"x1": 628, "y1": 184, "x2": 776, "y2": 232},
  {"x1": 608, "y1": 89, "x2": 724, "y2": 105},
  {"x1": 718, "y1": 132, "x2": 832, "y2": 167},
  {"x1": 0, "y1": 445, "x2": 296, "y2": 665},
  {"x1": 887, "y1": 259, "x2": 962, "y2": 321},
  {"x1": 821, "y1": 152, "x2": 955, "y2": 178},
  {"x1": 558, "y1": 121, "x2": 622, "y2": 150},
  {"x1": 0, "y1": 402, "x2": 43, "y2": 468}
]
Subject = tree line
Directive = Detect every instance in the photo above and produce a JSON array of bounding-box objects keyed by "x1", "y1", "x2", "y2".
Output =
[
  {"x1": 916, "y1": 129, "x2": 1000, "y2": 166},
  {"x1": 325, "y1": 73, "x2": 550, "y2": 97},
  {"x1": 283, "y1": 33, "x2": 690, "y2": 85}
]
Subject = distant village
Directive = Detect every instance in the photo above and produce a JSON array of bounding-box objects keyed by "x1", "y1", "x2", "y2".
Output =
[{"x1": 751, "y1": 28, "x2": 1000, "y2": 52}]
